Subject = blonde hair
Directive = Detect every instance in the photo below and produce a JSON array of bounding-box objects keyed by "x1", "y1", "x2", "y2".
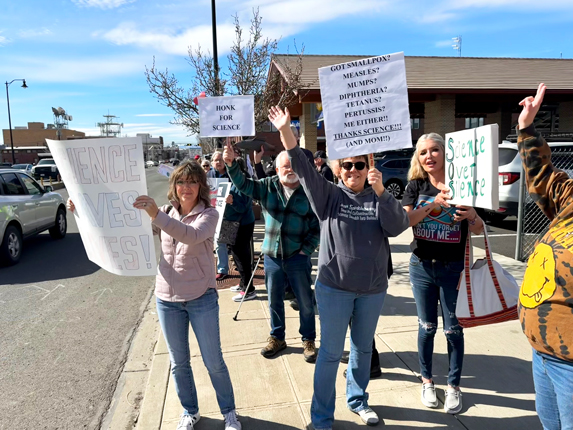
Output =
[
  {"x1": 407, "y1": 133, "x2": 445, "y2": 181},
  {"x1": 167, "y1": 161, "x2": 212, "y2": 207}
]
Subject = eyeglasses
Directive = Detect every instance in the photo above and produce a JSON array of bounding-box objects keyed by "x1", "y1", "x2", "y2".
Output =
[
  {"x1": 176, "y1": 180, "x2": 198, "y2": 187},
  {"x1": 341, "y1": 161, "x2": 367, "y2": 171},
  {"x1": 202, "y1": 165, "x2": 209, "y2": 168}
]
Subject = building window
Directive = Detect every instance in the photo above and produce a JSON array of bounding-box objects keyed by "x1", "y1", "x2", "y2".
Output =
[
  {"x1": 465, "y1": 117, "x2": 484, "y2": 129},
  {"x1": 410, "y1": 118, "x2": 420, "y2": 130}
]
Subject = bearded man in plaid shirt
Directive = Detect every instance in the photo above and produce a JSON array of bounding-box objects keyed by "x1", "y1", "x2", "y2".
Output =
[{"x1": 223, "y1": 143, "x2": 320, "y2": 363}]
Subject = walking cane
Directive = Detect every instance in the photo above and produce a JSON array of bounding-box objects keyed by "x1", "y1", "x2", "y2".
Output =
[{"x1": 233, "y1": 252, "x2": 264, "y2": 321}]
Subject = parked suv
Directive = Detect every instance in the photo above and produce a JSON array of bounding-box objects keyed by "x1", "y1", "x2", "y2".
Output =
[
  {"x1": 32, "y1": 158, "x2": 59, "y2": 180},
  {"x1": 374, "y1": 148, "x2": 414, "y2": 198},
  {"x1": 0, "y1": 169, "x2": 67, "y2": 265},
  {"x1": 482, "y1": 137, "x2": 573, "y2": 222}
]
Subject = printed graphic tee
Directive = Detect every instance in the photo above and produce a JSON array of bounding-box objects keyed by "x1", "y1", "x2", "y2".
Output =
[{"x1": 402, "y1": 179, "x2": 468, "y2": 261}]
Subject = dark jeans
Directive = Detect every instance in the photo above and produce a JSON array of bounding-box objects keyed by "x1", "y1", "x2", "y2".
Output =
[
  {"x1": 229, "y1": 222, "x2": 254, "y2": 292},
  {"x1": 409, "y1": 254, "x2": 465, "y2": 387},
  {"x1": 264, "y1": 253, "x2": 315, "y2": 341}
]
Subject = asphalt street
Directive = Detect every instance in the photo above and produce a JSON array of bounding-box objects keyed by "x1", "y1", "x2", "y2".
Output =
[{"x1": 0, "y1": 169, "x2": 169, "y2": 430}]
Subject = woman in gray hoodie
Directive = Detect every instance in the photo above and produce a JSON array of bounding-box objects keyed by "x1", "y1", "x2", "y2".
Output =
[{"x1": 269, "y1": 106, "x2": 409, "y2": 430}]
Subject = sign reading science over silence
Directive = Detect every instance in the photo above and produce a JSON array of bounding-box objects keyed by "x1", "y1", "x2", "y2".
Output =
[
  {"x1": 199, "y1": 95, "x2": 255, "y2": 137},
  {"x1": 318, "y1": 52, "x2": 412, "y2": 160}
]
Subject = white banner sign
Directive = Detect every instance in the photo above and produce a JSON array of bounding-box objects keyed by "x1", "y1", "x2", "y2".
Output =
[
  {"x1": 318, "y1": 52, "x2": 412, "y2": 160},
  {"x1": 445, "y1": 124, "x2": 499, "y2": 210},
  {"x1": 207, "y1": 178, "x2": 229, "y2": 207},
  {"x1": 46, "y1": 137, "x2": 157, "y2": 276},
  {"x1": 199, "y1": 95, "x2": 255, "y2": 137}
]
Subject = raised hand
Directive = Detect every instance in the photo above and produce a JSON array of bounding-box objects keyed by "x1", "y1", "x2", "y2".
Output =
[
  {"x1": 518, "y1": 83, "x2": 546, "y2": 130},
  {"x1": 254, "y1": 145, "x2": 265, "y2": 164},
  {"x1": 223, "y1": 142, "x2": 235, "y2": 166},
  {"x1": 268, "y1": 106, "x2": 291, "y2": 132},
  {"x1": 368, "y1": 168, "x2": 385, "y2": 197},
  {"x1": 134, "y1": 195, "x2": 159, "y2": 219}
]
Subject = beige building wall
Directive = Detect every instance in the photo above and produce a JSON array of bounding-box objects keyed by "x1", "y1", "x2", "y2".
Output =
[
  {"x1": 2, "y1": 123, "x2": 85, "y2": 147},
  {"x1": 299, "y1": 103, "x2": 318, "y2": 153},
  {"x1": 424, "y1": 95, "x2": 456, "y2": 138}
]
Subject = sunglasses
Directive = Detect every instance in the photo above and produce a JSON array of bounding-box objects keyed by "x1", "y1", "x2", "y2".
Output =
[
  {"x1": 341, "y1": 161, "x2": 367, "y2": 171},
  {"x1": 202, "y1": 165, "x2": 209, "y2": 167}
]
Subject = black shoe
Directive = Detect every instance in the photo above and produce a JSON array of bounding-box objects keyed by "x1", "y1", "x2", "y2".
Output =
[
  {"x1": 284, "y1": 290, "x2": 296, "y2": 301},
  {"x1": 341, "y1": 351, "x2": 349, "y2": 364},
  {"x1": 290, "y1": 299, "x2": 299, "y2": 311},
  {"x1": 343, "y1": 366, "x2": 383, "y2": 379}
]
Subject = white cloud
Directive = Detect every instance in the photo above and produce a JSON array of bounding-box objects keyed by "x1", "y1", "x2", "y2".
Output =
[
  {"x1": 0, "y1": 54, "x2": 146, "y2": 83},
  {"x1": 71, "y1": 0, "x2": 136, "y2": 9},
  {"x1": 135, "y1": 113, "x2": 172, "y2": 117},
  {"x1": 18, "y1": 28, "x2": 53, "y2": 39},
  {"x1": 435, "y1": 39, "x2": 456, "y2": 47},
  {"x1": 99, "y1": 22, "x2": 237, "y2": 56}
]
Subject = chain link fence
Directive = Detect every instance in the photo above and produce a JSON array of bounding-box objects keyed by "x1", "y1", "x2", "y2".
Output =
[{"x1": 516, "y1": 144, "x2": 573, "y2": 261}]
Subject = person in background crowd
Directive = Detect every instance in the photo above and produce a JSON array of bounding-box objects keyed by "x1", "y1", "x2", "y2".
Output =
[
  {"x1": 225, "y1": 157, "x2": 256, "y2": 302},
  {"x1": 202, "y1": 160, "x2": 211, "y2": 173},
  {"x1": 223, "y1": 142, "x2": 320, "y2": 363},
  {"x1": 402, "y1": 133, "x2": 483, "y2": 415},
  {"x1": 67, "y1": 161, "x2": 242, "y2": 430},
  {"x1": 515, "y1": 83, "x2": 573, "y2": 430},
  {"x1": 314, "y1": 150, "x2": 334, "y2": 182},
  {"x1": 269, "y1": 105, "x2": 409, "y2": 429},
  {"x1": 194, "y1": 155, "x2": 201, "y2": 162},
  {"x1": 208, "y1": 151, "x2": 231, "y2": 281}
]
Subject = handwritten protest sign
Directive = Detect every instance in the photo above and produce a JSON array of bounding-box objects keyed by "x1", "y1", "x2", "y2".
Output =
[
  {"x1": 46, "y1": 137, "x2": 157, "y2": 276},
  {"x1": 158, "y1": 163, "x2": 174, "y2": 178},
  {"x1": 199, "y1": 95, "x2": 255, "y2": 137},
  {"x1": 213, "y1": 182, "x2": 232, "y2": 242},
  {"x1": 444, "y1": 124, "x2": 499, "y2": 210},
  {"x1": 318, "y1": 52, "x2": 412, "y2": 160}
]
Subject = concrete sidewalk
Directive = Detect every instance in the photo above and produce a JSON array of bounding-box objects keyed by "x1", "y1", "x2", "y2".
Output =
[{"x1": 108, "y1": 226, "x2": 540, "y2": 430}]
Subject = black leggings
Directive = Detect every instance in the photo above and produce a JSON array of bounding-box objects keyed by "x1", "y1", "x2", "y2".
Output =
[{"x1": 229, "y1": 222, "x2": 255, "y2": 292}]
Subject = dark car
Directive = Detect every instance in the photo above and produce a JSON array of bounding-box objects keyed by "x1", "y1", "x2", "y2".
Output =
[{"x1": 374, "y1": 157, "x2": 411, "y2": 198}]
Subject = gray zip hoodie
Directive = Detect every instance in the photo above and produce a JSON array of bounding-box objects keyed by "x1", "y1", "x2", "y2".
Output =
[{"x1": 288, "y1": 146, "x2": 409, "y2": 294}]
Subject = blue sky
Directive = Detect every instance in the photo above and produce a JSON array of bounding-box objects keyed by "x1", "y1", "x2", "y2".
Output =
[{"x1": 1, "y1": 0, "x2": 572, "y2": 145}]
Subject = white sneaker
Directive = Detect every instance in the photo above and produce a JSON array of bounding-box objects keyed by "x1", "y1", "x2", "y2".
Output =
[
  {"x1": 229, "y1": 285, "x2": 242, "y2": 292},
  {"x1": 224, "y1": 410, "x2": 242, "y2": 430},
  {"x1": 232, "y1": 291, "x2": 257, "y2": 302},
  {"x1": 176, "y1": 412, "x2": 200, "y2": 429},
  {"x1": 421, "y1": 382, "x2": 438, "y2": 408},
  {"x1": 444, "y1": 387, "x2": 463, "y2": 414},
  {"x1": 356, "y1": 407, "x2": 379, "y2": 426}
]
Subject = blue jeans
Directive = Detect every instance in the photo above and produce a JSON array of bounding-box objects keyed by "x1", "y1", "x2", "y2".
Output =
[
  {"x1": 409, "y1": 254, "x2": 464, "y2": 387},
  {"x1": 264, "y1": 253, "x2": 315, "y2": 341},
  {"x1": 532, "y1": 349, "x2": 573, "y2": 430},
  {"x1": 156, "y1": 289, "x2": 236, "y2": 415},
  {"x1": 311, "y1": 280, "x2": 386, "y2": 430},
  {"x1": 216, "y1": 242, "x2": 229, "y2": 275}
]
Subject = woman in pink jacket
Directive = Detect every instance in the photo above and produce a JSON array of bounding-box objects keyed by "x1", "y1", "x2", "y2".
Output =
[{"x1": 133, "y1": 161, "x2": 241, "y2": 430}]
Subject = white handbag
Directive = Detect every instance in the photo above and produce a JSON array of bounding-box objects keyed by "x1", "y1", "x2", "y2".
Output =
[{"x1": 455, "y1": 229, "x2": 519, "y2": 328}]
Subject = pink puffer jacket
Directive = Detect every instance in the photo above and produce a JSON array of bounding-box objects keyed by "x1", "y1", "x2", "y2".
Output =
[{"x1": 152, "y1": 201, "x2": 219, "y2": 302}]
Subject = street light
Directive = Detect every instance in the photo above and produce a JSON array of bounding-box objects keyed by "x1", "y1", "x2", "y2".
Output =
[{"x1": 5, "y1": 79, "x2": 28, "y2": 164}]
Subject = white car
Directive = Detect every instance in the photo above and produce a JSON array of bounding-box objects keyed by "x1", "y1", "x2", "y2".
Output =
[
  {"x1": 482, "y1": 140, "x2": 573, "y2": 222},
  {"x1": 0, "y1": 169, "x2": 67, "y2": 265}
]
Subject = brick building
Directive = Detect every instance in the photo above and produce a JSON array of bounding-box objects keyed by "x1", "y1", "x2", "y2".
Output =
[
  {"x1": 269, "y1": 55, "x2": 573, "y2": 154},
  {"x1": 2, "y1": 122, "x2": 85, "y2": 149},
  {"x1": 0, "y1": 146, "x2": 49, "y2": 165}
]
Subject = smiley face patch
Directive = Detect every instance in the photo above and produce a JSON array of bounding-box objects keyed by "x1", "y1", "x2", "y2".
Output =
[{"x1": 520, "y1": 243, "x2": 557, "y2": 309}]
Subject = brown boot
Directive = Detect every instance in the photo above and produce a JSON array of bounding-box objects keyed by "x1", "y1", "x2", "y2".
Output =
[
  {"x1": 261, "y1": 337, "x2": 287, "y2": 358},
  {"x1": 302, "y1": 340, "x2": 317, "y2": 363}
]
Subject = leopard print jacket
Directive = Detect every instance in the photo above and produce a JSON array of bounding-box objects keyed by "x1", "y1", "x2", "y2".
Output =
[{"x1": 518, "y1": 125, "x2": 573, "y2": 362}]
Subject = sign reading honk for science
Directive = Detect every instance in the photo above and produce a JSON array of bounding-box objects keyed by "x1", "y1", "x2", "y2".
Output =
[
  {"x1": 199, "y1": 95, "x2": 255, "y2": 137},
  {"x1": 318, "y1": 52, "x2": 412, "y2": 160},
  {"x1": 445, "y1": 124, "x2": 499, "y2": 210}
]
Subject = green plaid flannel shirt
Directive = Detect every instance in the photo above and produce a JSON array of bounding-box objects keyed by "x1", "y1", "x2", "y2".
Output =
[{"x1": 227, "y1": 161, "x2": 320, "y2": 259}]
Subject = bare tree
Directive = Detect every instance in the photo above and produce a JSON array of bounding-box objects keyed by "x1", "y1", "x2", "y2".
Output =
[{"x1": 145, "y1": 8, "x2": 310, "y2": 137}]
